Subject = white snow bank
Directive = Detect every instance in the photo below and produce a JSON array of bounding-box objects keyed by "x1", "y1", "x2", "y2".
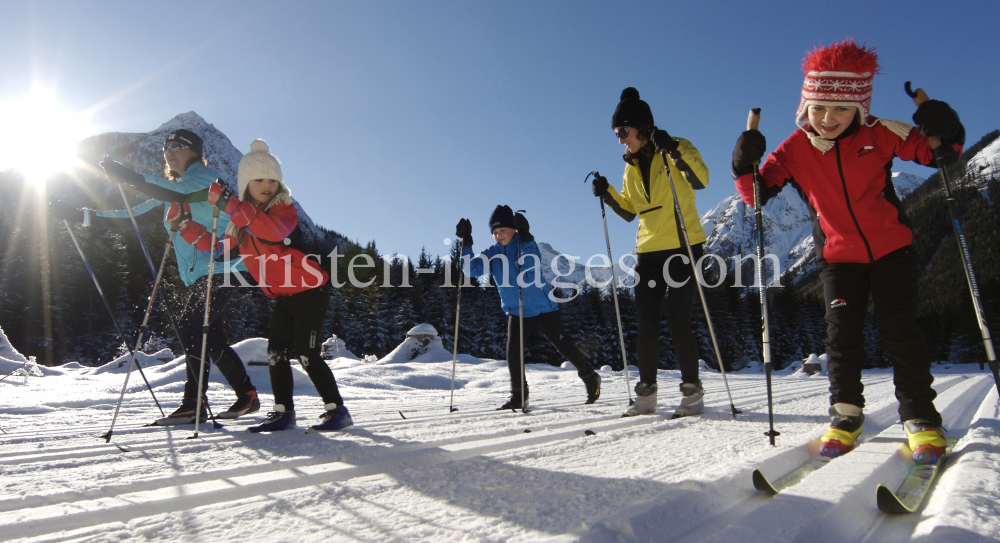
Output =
[
  {"x1": 0, "y1": 326, "x2": 26, "y2": 362},
  {"x1": 321, "y1": 336, "x2": 358, "y2": 360},
  {"x1": 89, "y1": 348, "x2": 177, "y2": 374},
  {"x1": 789, "y1": 353, "x2": 828, "y2": 377},
  {"x1": 230, "y1": 337, "x2": 269, "y2": 365},
  {"x1": 380, "y1": 323, "x2": 451, "y2": 363},
  {"x1": 407, "y1": 323, "x2": 438, "y2": 337}
]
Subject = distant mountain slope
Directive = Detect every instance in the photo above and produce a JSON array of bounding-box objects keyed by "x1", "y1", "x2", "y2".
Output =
[{"x1": 75, "y1": 111, "x2": 336, "y2": 248}]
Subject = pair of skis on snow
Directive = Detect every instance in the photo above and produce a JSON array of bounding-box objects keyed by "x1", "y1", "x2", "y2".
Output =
[{"x1": 751, "y1": 437, "x2": 956, "y2": 514}]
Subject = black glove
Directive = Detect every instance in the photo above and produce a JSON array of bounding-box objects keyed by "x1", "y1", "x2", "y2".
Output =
[
  {"x1": 732, "y1": 130, "x2": 767, "y2": 176},
  {"x1": 591, "y1": 173, "x2": 609, "y2": 197},
  {"x1": 455, "y1": 218, "x2": 473, "y2": 246},
  {"x1": 49, "y1": 199, "x2": 81, "y2": 222},
  {"x1": 513, "y1": 212, "x2": 533, "y2": 242},
  {"x1": 100, "y1": 160, "x2": 144, "y2": 186},
  {"x1": 913, "y1": 100, "x2": 964, "y2": 144},
  {"x1": 651, "y1": 129, "x2": 679, "y2": 155}
]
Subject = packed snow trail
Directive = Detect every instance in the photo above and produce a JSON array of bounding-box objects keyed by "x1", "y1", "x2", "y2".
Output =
[{"x1": 0, "y1": 353, "x2": 997, "y2": 542}]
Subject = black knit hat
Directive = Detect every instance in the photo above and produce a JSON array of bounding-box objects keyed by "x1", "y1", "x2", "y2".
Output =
[
  {"x1": 164, "y1": 129, "x2": 204, "y2": 156},
  {"x1": 488, "y1": 205, "x2": 515, "y2": 232},
  {"x1": 611, "y1": 87, "x2": 654, "y2": 129}
]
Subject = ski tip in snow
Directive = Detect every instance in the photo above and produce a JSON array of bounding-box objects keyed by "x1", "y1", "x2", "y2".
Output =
[{"x1": 752, "y1": 469, "x2": 779, "y2": 495}]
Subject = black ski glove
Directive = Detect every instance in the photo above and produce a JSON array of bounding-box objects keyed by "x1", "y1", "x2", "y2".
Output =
[
  {"x1": 651, "y1": 129, "x2": 679, "y2": 156},
  {"x1": 913, "y1": 99, "x2": 965, "y2": 164},
  {"x1": 455, "y1": 218, "x2": 473, "y2": 246},
  {"x1": 49, "y1": 199, "x2": 81, "y2": 222},
  {"x1": 732, "y1": 130, "x2": 767, "y2": 177},
  {"x1": 100, "y1": 160, "x2": 144, "y2": 186},
  {"x1": 591, "y1": 173, "x2": 609, "y2": 197},
  {"x1": 513, "y1": 212, "x2": 533, "y2": 242},
  {"x1": 913, "y1": 100, "x2": 964, "y2": 143}
]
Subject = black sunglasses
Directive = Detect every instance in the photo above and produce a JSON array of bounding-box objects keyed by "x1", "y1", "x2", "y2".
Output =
[{"x1": 614, "y1": 126, "x2": 631, "y2": 139}]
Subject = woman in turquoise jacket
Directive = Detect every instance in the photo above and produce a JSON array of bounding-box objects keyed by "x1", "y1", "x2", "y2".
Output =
[
  {"x1": 456, "y1": 205, "x2": 601, "y2": 410},
  {"x1": 52, "y1": 130, "x2": 258, "y2": 424}
]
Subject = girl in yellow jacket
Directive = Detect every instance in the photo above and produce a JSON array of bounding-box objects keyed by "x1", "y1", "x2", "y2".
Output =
[{"x1": 591, "y1": 87, "x2": 710, "y2": 418}]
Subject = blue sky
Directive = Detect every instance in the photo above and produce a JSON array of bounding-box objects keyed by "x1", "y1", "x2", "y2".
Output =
[{"x1": 2, "y1": 0, "x2": 998, "y2": 262}]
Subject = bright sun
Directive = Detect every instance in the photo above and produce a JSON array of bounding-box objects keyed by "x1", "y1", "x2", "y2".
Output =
[{"x1": 0, "y1": 85, "x2": 93, "y2": 187}]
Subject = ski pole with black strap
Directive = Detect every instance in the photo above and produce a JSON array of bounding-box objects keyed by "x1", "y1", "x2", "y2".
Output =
[
  {"x1": 111, "y1": 170, "x2": 192, "y2": 365},
  {"x1": 748, "y1": 108, "x2": 780, "y2": 445},
  {"x1": 110, "y1": 168, "x2": 221, "y2": 426},
  {"x1": 906, "y1": 82, "x2": 999, "y2": 394},
  {"x1": 658, "y1": 150, "x2": 741, "y2": 419},
  {"x1": 515, "y1": 213, "x2": 528, "y2": 414},
  {"x1": 190, "y1": 206, "x2": 221, "y2": 439},
  {"x1": 584, "y1": 171, "x2": 634, "y2": 406},
  {"x1": 62, "y1": 220, "x2": 164, "y2": 417},
  {"x1": 448, "y1": 238, "x2": 464, "y2": 413},
  {"x1": 102, "y1": 227, "x2": 178, "y2": 444}
]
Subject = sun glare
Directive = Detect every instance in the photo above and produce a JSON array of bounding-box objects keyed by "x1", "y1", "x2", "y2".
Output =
[{"x1": 0, "y1": 86, "x2": 93, "y2": 187}]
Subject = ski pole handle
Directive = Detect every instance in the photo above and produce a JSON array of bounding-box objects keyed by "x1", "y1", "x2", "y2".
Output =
[
  {"x1": 747, "y1": 108, "x2": 761, "y2": 131},
  {"x1": 747, "y1": 108, "x2": 762, "y2": 165},
  {"x1": 904, "y1": 81, "x2": 929, "y2": 107},
  {"x1": 904, "y1": 81, "x2": 942, "y2": 150}
]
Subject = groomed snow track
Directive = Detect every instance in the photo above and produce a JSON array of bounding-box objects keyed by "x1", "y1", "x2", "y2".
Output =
[{"x1": 0, "y1": 364, "x2": 996, "y2": 542}]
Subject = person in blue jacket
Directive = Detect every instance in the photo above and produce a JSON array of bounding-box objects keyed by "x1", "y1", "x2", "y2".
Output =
[
  {"x1": 50, "y1": 130, "x2": 258, "y2": 424},
  {"x1": 455, "y1": 205, "x2": 601, "y2": 410}
]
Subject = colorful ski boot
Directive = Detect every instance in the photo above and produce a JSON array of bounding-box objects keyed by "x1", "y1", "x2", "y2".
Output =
[
  {"x1": 904, "y1": 418, "x2": 947, "y2": 465},
  {"x1": 819, "y1": 403, "x2": 864, "y2": 458}
]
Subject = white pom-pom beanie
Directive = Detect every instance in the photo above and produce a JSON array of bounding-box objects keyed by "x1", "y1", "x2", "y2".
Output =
[{"x1": 237, "y1": 139, "x2": 290, "y2": 203}]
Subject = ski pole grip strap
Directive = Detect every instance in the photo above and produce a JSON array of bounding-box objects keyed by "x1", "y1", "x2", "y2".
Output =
[{"x1": 185, "y1": 189, "x2": 209, "y2": 204}]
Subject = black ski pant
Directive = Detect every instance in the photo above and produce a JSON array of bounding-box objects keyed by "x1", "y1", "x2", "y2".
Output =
[
  {"x1": 506, "y1": 310, "x2": 595, "y2": 398},
  {"x1": 633, "y1": 244, "x2": 703, "y2": 386},
  {"x1": 821, "y1": 246, "x2": 939, "y2": 423},
  {"x1": 268, "y1": 286, "x2": 342, "y2": 411},
  {"x1": 178, "y1": 274, "x2": 254, "y2": 401}
]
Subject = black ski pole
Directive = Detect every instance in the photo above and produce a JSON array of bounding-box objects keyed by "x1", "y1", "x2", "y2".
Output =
[
  {"x1": 585, "y1": 172, "x2": 634, "y2": 406},
  {"x1": 659, "y1": 151, "x2": 741, "y2": 419},
  {"x1": 448, "y1": 238, "x2": 464, "y2": 413},
  {"x1": 905, "y1": 82, "x2": 999, "y2": 394},
  {"x1": 111, "y1": 176, "x2": 191, "y2": 368},
  {"x1": 101, "y1": 228, "x2": 178, "y2": 444},
  {"x1": 748, "y1": 108, "x2": 780, "y2": 445},
  {"x1": 190, "y1": 207, "x2": 221, "y2": 439},
  {"x1": 516, "y1": 214, "x2": 528, "y2": 414},
  {"x1": 62, "y1": 220, "x2": 164, "y2": 415},
  {"x1": 112, "y1": 174, "x2": 221, "y2": 426}
]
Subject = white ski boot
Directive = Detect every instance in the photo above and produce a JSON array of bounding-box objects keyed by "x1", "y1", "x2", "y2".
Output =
[
  {"x1": 672, "y1": 381, "x2": 704, "y2": 419},
  {"x1": 623, "y1": 382, "x2": 657, "y2": 417}
]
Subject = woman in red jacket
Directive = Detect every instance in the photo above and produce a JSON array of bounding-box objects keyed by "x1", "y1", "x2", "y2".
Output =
[
  {"x1": 730, "y1": 40, "x2": 964, "y2": 465},
  {"x1": 171, "y1": 139, "x2": 351, "y2": 433}
]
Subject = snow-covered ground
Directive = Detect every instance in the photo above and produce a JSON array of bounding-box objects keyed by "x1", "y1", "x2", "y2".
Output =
[{"x1": 1, "y1": 347, "x2": 998, "y2": 542}]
